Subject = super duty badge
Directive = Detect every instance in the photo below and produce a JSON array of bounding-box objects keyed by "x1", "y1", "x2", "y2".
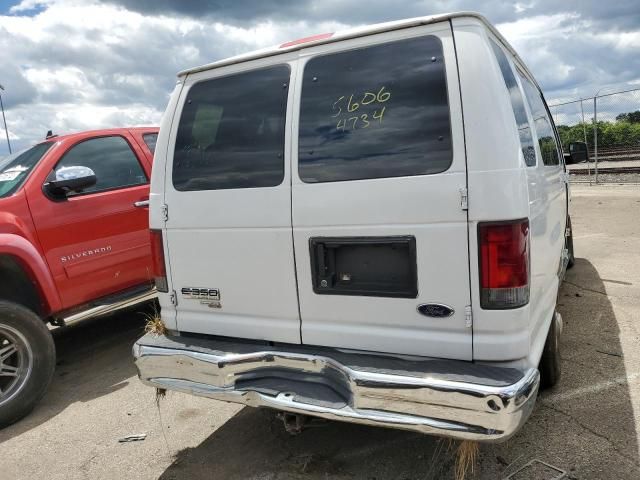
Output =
[{"x1": 181, "y1": 287, "x2": 221, "y2": 308}]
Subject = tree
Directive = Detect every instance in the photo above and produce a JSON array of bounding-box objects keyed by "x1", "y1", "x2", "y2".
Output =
[
  {"x1": 555, "y1": 120, "x2": 640, "y2": 150},
  {"x1": 615, "y1": 111, "x2": 640, "y2": 123}
]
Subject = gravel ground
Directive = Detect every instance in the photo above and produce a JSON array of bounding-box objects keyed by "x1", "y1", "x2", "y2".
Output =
[{"x1": 570, "y1": 172, "x2": 640, "y2": 184}]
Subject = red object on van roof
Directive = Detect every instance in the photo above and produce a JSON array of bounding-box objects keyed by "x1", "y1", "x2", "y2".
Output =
[{"x1": 280, "y1": 32, "x2": 333, "y2": 48}]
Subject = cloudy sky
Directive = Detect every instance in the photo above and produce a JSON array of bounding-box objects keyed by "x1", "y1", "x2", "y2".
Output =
[{"x1": 0, "y1": 0, "x2": 639, "y2": 154}]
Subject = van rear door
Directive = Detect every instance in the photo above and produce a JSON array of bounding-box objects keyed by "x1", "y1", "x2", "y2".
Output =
[
  {"x1": 163, "y1": 59, "x2": 301, "y2": 344},
  {"x1": 292, "y1": 25, "x2": 472, "y2": 359}
]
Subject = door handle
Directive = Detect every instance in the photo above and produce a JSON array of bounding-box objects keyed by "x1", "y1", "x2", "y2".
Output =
[{"x1": 134, "y1": 200, "x2": 150, "y2": 208}]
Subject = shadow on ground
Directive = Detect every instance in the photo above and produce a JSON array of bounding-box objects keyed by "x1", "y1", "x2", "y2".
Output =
[
  {"x1": 0, "y1": 302, "x2": 152, "y2": 443},
  {"x1": 161, "y1": 408, "x2": 455, "y2": 480},
  {"x1": 159, "y1": 258, "x2": 639, "y2": 480},
  {"x1": 482, "y1": 258, "x2": 640, "y2": 479}
]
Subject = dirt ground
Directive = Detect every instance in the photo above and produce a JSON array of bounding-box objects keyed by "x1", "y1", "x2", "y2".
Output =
[{"x1": 1, "y1": 184, "x2": 639, "y2": 479}]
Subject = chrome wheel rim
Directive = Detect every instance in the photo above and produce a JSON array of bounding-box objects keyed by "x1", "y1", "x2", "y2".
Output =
[{"x1": 0, "y1": 324, "x2": 33, "y2": 406}]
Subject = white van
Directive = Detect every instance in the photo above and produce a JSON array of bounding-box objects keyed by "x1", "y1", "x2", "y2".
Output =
[{"x1": 134, "y1": 12, "x2": 576, "y2": 442}]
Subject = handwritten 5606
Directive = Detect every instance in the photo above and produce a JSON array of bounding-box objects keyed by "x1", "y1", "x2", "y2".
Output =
[{"x1": 332, "y1": 86, "x2": 391, "y2": 131}]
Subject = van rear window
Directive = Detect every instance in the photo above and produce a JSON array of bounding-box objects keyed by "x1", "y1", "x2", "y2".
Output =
[
  {"x1": 172, "y1": 65, "x2": 289, "y2": 191},
  {"x1": 298, "y1": 35, "x2": 452, "y2": 183}
]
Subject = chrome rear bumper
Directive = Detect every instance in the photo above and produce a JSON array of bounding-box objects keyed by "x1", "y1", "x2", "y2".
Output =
[{"x1": 133, "y1": 334, "x2": 539, "y2": 442}]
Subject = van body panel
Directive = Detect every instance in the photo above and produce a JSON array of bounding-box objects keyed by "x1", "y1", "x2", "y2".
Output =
[
  {"x1": 150, "y1": 81, "x2": 184, "y2": 331},
  {"x1": 528, "y1": 276, "x2": 559, "y2": 365},
  {"x1": 453, "y1": 20, "x2": 530, "y2": 362},
  {"x1": 150, "y1": 12, "x2": 567, "y2": 369},
  {"x1": 454, "y1": 18, "x2": 567, "y2": 364},
  {"x1": 527, "y1": 170, "x2": 566, "y2": 366},
  {"x1": 160, "y1": 53, "x2": 303, "y2": 344},
  {"x1": 178, "y1": 12, "x2": 539, "y2": 87},
  {"x1": 291, "y1": 23, "x2": 472, "y2": 359},
  {"x1": 513, "y1": 61, "x2": 567, "y2": 367}
]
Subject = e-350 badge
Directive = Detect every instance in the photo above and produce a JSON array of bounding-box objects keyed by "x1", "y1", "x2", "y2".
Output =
[{"x1": 181, "y1": 287, "x2": 221, "y2": 308}]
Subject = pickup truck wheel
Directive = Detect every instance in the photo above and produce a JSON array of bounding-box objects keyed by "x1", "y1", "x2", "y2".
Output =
[
  {"x1": 566, "y1": 217, "x2": 575, "y2": 269},
  {"x1": 539, "y1": 313, "x2": 561, "y2": 390},
  {"x1": 0, "y1": 301, "x2": 55, "y2": 428}
]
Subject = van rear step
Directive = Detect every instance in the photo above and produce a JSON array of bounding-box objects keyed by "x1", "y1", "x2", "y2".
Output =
[{"x1": 134, "y1": 333, "x2": 539, "y2": 442}]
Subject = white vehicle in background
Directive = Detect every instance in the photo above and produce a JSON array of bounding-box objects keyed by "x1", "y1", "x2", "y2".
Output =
[{"x1": 134, "y1": 12, "x2": 576, "y2": 442}]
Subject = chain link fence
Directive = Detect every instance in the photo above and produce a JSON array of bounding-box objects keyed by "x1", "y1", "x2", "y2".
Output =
[{"x1": 549, "y1": 88, "x2": 640, "y2": 184}]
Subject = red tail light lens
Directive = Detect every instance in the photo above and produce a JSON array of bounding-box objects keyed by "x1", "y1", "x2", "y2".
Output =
[
  {"x1": 479, "y1": 219, "x2": 530, "y2": 309},
  {"x1": 150, "y1": 229, "x2": 168, "y2": 293}
]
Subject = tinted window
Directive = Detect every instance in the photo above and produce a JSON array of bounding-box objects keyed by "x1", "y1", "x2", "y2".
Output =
[
  {"x1": 173, "y1": 65, "x2": 289, "y2": 191},
  {"x1": 143, "y1": 133, "x2": 158, "y2": 155},
  {"x1": 298, "y1": 35, "x2": 452, "y2": 183},
  {"x1": 517, "y1": 71, "x2": 560, "y2": 166},
  {"x1": 54, "y1": 136, "x2": 147, "y2": 193},
  {"x1": 490, "y1": 40, "x2": 536, "y2": 167},
  {"x1": 0, "y1": 142, "x2": 53, "y2": 198}
]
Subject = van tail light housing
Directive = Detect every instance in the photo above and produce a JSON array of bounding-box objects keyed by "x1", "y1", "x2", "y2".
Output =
[
  {"x1": 478, "y1": 219, "x2": 530, "y2": 309},
  {"x1": 150, "y1": 229, "x2": 168, "y2": 293}
]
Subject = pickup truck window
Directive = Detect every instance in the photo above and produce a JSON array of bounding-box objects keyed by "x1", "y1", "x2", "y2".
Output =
[
  {"x1": 172, "y1": 65, "x2": 289, "y2": 191},
  {"x1": 0, "y1": 142, "x2": 53, "y2": 198},
  {"x1": 517, "y1": 70, "x2": 561, "y2": 166},
  {"x1": 490, "y1": 40, "x2": 536, "y2": 167},
  {"x1": 53, "y1": 136, "x2": 147, "y2": 194},
  {"x1": 142, "y1": 133, "x2": 158, "y2": 155},
  {"x1": 298, "y1": 35, "x2": 452, "y2": 183}
]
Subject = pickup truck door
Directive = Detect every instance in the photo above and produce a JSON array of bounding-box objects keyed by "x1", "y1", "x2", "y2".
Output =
[
  {"x1": 162, "y1": 58, "x2": 301, "y2": 344},
  {"x1": 26, "y1": 133, "x2": 153, "y2": 309},
  {"x1": 291, "y1": 27, "x2": 473, "y2": 359}
]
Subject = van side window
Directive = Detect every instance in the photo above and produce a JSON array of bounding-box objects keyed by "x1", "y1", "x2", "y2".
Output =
[
  {"x1": 517, "y1": 70, "x2": 561, "y2": 166},
  {"x1": 172, "y1": 65, "x2": 289, "y2": 191},
  {"x1": 298, "y1": 35, "x2": 452, "y2": 183},
  {"x1": 489, "y1": 40, "x2": 536, "y2": 167}
]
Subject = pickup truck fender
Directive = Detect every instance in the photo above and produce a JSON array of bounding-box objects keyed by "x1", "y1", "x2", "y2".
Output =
[{"x1": 0, "y1": 233, "x2": 62, "y2": 315}]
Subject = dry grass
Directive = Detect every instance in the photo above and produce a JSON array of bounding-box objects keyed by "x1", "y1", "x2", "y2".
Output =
[
  {"x1": 155, "y1": 387, "x2": 166, "y2": 407},
  {"x1": 144, "y1": 312, "x2": 167, "y2": 336},
  {"x1": 451, "y1": 440, "x2": 480, "y2": 480},
  {"x1": 144, "y1": 309, "x2": 168, "y2": 405}
]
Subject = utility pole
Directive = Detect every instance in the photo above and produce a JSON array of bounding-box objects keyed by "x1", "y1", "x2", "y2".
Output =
[
  {"x1": 0, "y1": 84, "x2": 11, "y2": 154},
  {"x1": 593, "y1": 95, "x2": 598, "y2": 184},
  {"x1": 592, "y1": 87, "x2": 607, "y2": 185},
  {"x1": 579, "y1": 99, "x2": 591, "y2": 184}
]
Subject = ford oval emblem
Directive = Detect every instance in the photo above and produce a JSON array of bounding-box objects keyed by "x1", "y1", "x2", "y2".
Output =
[{"x1": 417, "y1": 303, "x2": 454, "y2": 318}]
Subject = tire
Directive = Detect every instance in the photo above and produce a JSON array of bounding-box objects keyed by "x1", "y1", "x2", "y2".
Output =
[
  {"x1": 566, "y1": 216, "x2": 575, "y2": 269},
  {"x1": 539, "y1": 312, "x2": 561, "y2": 390},
  {"x1": 0, "y1": 301, "x2": 56, "y2": 428}
]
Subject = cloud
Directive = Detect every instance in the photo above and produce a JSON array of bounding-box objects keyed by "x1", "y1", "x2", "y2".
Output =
[
  {"x1": 8, "y1": 0, "x2": 53, "y2": 14},
  {"x1": 499, "y1": 11, "x2": 640, "y2": 99},
  {"x1": 0, "y1": 0, "x2": 638, "y2": 155},
  {"x1": 0, "y1": 1, "x2": 344, "y2": 152},
  {"x1": 102, "y1": 0, "x2": 640, "y2": 30}
]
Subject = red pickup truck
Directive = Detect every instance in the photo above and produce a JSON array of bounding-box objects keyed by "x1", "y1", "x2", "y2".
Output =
[{"x1": 0, "y1": 127, "x2": 158, "y2": 427}]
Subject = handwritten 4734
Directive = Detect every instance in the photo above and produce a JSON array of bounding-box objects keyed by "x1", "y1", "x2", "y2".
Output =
[{"x1": 332, "y1": 86, "x2": 391, "y2": 131}]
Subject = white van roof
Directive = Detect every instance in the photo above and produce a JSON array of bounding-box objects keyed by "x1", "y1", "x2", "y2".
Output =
[{"x1": 178, "y1": 11, "x2": 536, "y2": 86}]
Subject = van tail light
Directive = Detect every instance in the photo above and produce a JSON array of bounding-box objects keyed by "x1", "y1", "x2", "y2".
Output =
[
  {"x1": 150, "y1": 229, "x2": 168, "y2": 293},
  {"x1": 478, "y1": 219, "x2": 530, "y2": 309}
]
